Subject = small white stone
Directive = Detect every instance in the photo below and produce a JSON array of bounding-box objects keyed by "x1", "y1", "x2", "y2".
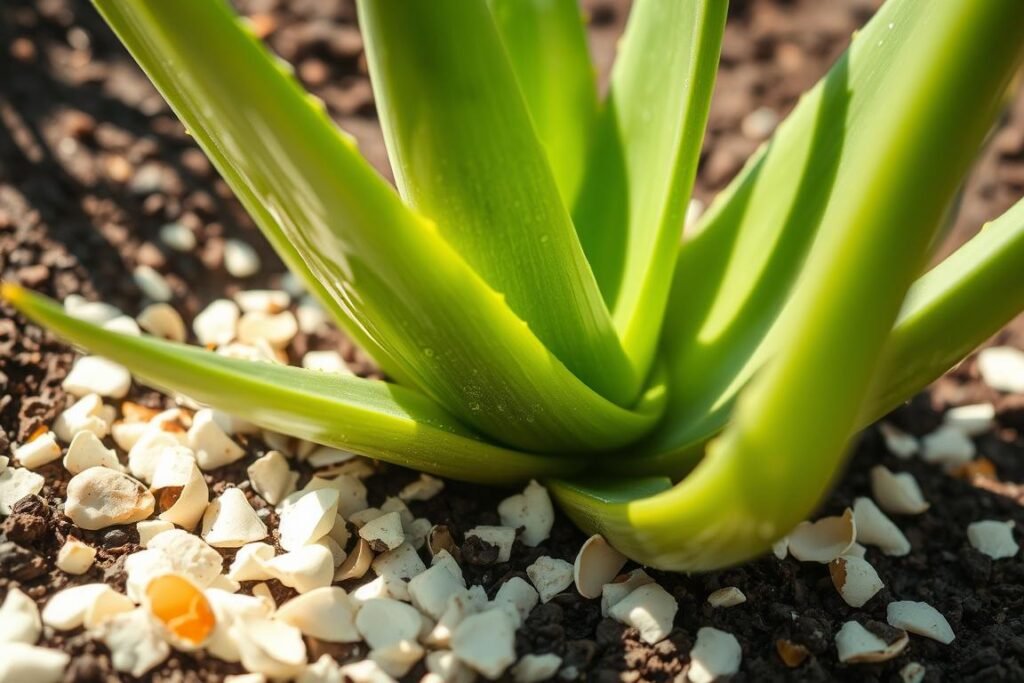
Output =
[
  {"x1": 398, "y1": 474, "x2": 444, "y2": 502},
  {"x1": 356, "y1": 598, "x2": 424, "y2": 649},
  {"x1": 150, "y1": 446, "x2": 209, "y2": 530},
  {"x1": 688, "y1": 627, "x2": 742, "y2": 683},
  {"x1": 0, "y1": 643, "x2": 69, "y2": 683},
  {"x1": 296, "y1": 298, "x2": 327, "y2": 335},
  {"x1": 275, "y1": 586, "x2": 360, "y2": 643},
  {"x1": 194, "y1": 298, "x2": 240, "y2": 346},
  {"x1": 870, "y1": 466, "x2": 930, "y2": 515},
  {"x1": 967, "y1": 519, "x2": 1019, "y2": 559},
  {"x1": 512, "y1": 653, "x2": 562, "y2": 683},
  {"x1": 338, "y1": 659, "x2": 397, "y2": 683},
  {"x1": 359, "y1": 510, "x2": 405, "y2": 552},
  {"x1": 409, "y1": 563, "x2": 467, "y2": 620},
  {"x1": 14, "y1": 431, "x2": 62, "y2": 469},
  {"x1": 497, "y1": 480, "x2": 554, "y2": 547},
  {"x1": 188, "y1": 408, "x2": 246, "y2": 470},
  {"x1": 225, "y1": 238, "x2": 261, "y2": 278},
  {"x1": 64, "y1": 295, "x2": 121, "y2": 324},
  {"x1": 63, "y1": 356, "x2": 131, "y2": 398},
  {"x1": 452, "y1": 607, "x2": 517, "y2": 679},
  {"x1": 127, "y1": 431, "x2": 183, "y2": 483},
  {"x1": 158, "y1": 222, "x2": 196, "y2": 252},
  {"x1": 246, "y1": 450, "x2": 297, "y2": 506},
  {"x1": 133, "y1": 265, "x2": 172, "y2": 302},
  {"x1": 56, "y1": 538, "x2": 97, "y2": 575},
  {"x1": 574, "y1": 534, "x2": 628, "y2": 599},
  {"x1": 0, "y1": 467, "x2": 45, "y2": 515},
  {"x1": 886, "y1": 601, "x2": 955, "y2": 644},
  {"x1": 371, "y1": 639, "x2": 425, "y2": 678},
  {"x1": 137, "y1": 302, "x2": 186, "y2": 342},
  {"x1": 238, "y1": 310, "x2": 298, "y2": 349},
  {"x1": 608, "y1": 583, "x2": 677, "y2": 645},
  {"x1": 53, "y1": 393, "x2": 109, "y2": 443},
  {"x1": 601, "y1": 568, "x2": 654, "y2": 617},
  {"x1": 103, "y1": 315, "x2": 142, "y2": 336},
  {"x1": 977, "y1": 345, "x2": 1024, "y2": 393},
  {"x1": 526, "y1": 556, "x2": 574, "y2": 603},
  {"x1": 136, "y1": 519, "x2": 174, "y2": 546},
  {"x1": 41, "y1": 583, "x2": 110, "y2": 630},
  {"x1": 829, "y1": 555, "x2": 884, "y2": 608},
  {"x1": 492, "y1": 576, "x2": 538, "y2": 627},
  {"x1": 63, "y1": 431, "x2": 120, "y2": 474},
  {"x1": 943, "y1": 403, "x2": 995, "y2": 436},
  {"x1": 427, "y1": 650, "x2": 475, "y2": 683},
  {"x1": 233, "y1": 617, "x2": 307, "y2": 679},
  {"x1": 835, "y1": 620, "x2": 909, "y2": 663},
  {"x1": 65, "y1": 467, "x2": 154, "y2": 530},
  {"x1": 707, "y1": 587, "x2": 746, "y2": 608},
  {"x1": 921, "y1": 426, "x2": 976, "y2": 467},
  {"x1": 227, "y1": 542, "x2": 278, "y2": 582},
  {"x1": 305, "y1": 445, "x2": 357, "y2": 468},
  {"x1": 465, "y1": 526, "x2": 515, "y2": 563},
  {"x1": 235, "y1": 289, "x2": 291, "y2": 314},
  {"x1": 372, "y1": 541, "x2": 426, "y2": 581},
  {"x1": 300, "y1": 350, "x2": 352, "y2": 374},
  {"x1": 425, "y1": 593, "x2": 476, "y2": 648},
  {"x1": 787, "y1": 508, "x2": 856, "y2": 563},
  {"x1": 280, "y1": 488, "x2": 340, "y2": 551},
  {"x1": 99, "y1": 609, "x2": 169, "y2": 677},
  {"x1": 202, "y1": 488, "x2": 267, "y2": 547},
  {"x1": 111, "y1": 420, "x2": 149, "y2": 452},
  {"x1": 879, "y1": 422, "x2": 919, "y2": 459},
  {"x1": 0, "y1": 587, "x2": 41, "y2": 645},
  {"x1": 853, "y1": 497, "x2": 911, "y2": 556},
  {"x1": 263, "y1": 545, "x2": 335, "y2": 593}
]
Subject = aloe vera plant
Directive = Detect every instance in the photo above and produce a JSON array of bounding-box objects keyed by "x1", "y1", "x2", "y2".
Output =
[{"x1": 6, "y1": 0, "x2": 1024, "y2": 571}]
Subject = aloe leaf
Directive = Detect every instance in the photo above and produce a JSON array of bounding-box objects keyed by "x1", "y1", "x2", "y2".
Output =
[
  {"x1": 572, "y1": 0, "x2": 727, "y2": 378},
  {"x1": 91, "y1": 0, "x2": 665, "y2": 452},
  {"x1": 646, "y1": 0, "x2": 1024, "y2": 470},
  {"x1": 358, "y1": 0, "x2": 637, "y2": 405},
  {"x1": 487, "y1": 0, "x2": 597, "y2": 206},
  {"x1": 552, "y1": 0, "x2": 1024, "y2": 570},
  {"x1": 3, "y1": 284, "x2": 578, "y2": 485}
]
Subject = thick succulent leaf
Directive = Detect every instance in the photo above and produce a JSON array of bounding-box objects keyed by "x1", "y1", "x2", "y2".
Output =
[
  {"x1": 358, "y1": 0, "x2": 637, "y2": 406},
  {"x1": 487, "y1": 0, "x2": 597, "y2": 206},
  {"x1": 2, "y1": 284, "x2": 577, "y2": 485},
  {"x1": 552, "y1": 0, "x2": 1024, "y2": 570},
  {"x1": 91, "y1": 0, "x2": 666, "y2": 453},
  {"x1": 645, "y1": 0, "x2": 1024, "y2": 470},
  {"x1": 573, "y1": 0, "x2": 727, "y2": 377}
]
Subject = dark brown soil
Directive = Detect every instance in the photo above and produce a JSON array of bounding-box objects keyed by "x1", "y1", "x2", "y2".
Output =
[{"x1": 1, "y1": 0, "x2": 1023, "y2": 681}]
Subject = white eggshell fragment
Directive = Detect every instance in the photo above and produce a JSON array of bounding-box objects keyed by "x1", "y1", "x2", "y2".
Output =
[
  {"x1": 150, "y1": 447, "x2": 209, "y2": 530},
  {"x1": 274, "y1": 587, "x2": 360, "y2": 643},
  {"x1": 63, "y1": 356, "x2": 131, "y2": 399},
  {"x1": 869, "y1": 466, "x2": 929, "y2": 515},
  {"x1": 853, "y1": 497, "x2": 911, "y2": 556},
  {"x1": 608, "y1": 583, "x2": 678, "y2": 645},
  {"x1": 512, "y1": 653, "x2": 562, "y2": 683},
  {"x1": 886, "y1": 601, "x2": 955, "y2": 644},
  {"x1": 262, "y1": 545, "x2": 335, "y2": 594},
  {"x1": 451, "y1": 607, "x2": 518, "y2": 680},
  {"x1": 835, "y1": 620, "x2": 908, "y2": 663},
  {"x1": 0, "y1": 643, "x2": 69, "y2": 683},
  {"x1": 601, "y1": 568, "x2": 655, "y2": 617},
  {"x1": 465, "y1": 526, "x2": 515, "y2": 563},
  {"x1": 137, "y1": 302, "x2": 185, "y2": 342},
  {"x1": 707, "y1": 587, "x2": 747, "y2": 608},
  {"x1": 355, "y1": 598, "x2": 424, "y2": 649},
  {"x1": 966, "y1": 520, "x2": 1019, "y2": 559},
  {"x1": 280, "y1": 488, "x2": 340, "y2": 551},
  {"x1": 687, "y1": 627, "x2": 742, "y2": 683},
  {"x1": 56, "y1": 538, "x2": 97, "y2": 575},
  {"x1": 188, "y1": 409, "x2": 246, "y2": 470},
  {"x1": 247, "y1": 450, "x2": 298, "y2": 506},
  {"x1": 0, "y1": 587, "x2": 42, "y2": 645},
  {"x1": 64, "y1": 468, "x2": 154, "y2": 530},
  {"x1": 409, "y1": 563, "x2": 467, "y2": 620},
  {"x1": 526, "y1": 556, "x2": 574, "y2": 603},
  {"x1": 787, "y1": 508, "x2": 856, "y2": 563},
  {"x1": 921, "y1": 426, "x2": 975, "y2": 467},
  {"x1": 0, "y1": 467, "x2": 45, "y2": 515},
  {"x1": 201, "y1": 487, "x2": 268, "y2": 547},
  {"x1": 497, "y1": 480, "x2": 555, "y2": 547},
  {"x1": 942, "y1": 403, "x2": 995, "y2": 436},
  {"x1": 359, "y1": 510, "x2": 405, "y2": 552},
  {"x1": 193, "y1": 299, "x2": 240, "y2": 346},
  {"x1": 14, "y1": 431, "x2": 62, "y2": 470},
  {"x1": 977, "y1": 345, "x2": 1024, "y2": 393},
  {"x1": 63, "y1": 431, "x2": 120, "y2": 474},
  {"x1": 574, "y1": 534, "x2": 628, "y2": 599},
  {"x1": 829, "y1": 555, "x2": 884, "y2": 607}
]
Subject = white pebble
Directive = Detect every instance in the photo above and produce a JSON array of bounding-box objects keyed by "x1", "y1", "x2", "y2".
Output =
[
  {"x1": 943, "y1": 403, "x2": 995, "y2": 436},
  {"x1": 853, "y1": 497, "x2": 911, "y2": 556},
  {"x1": 967, "y1": 520, "x2": 1019, "y2": 559},
  {"x1": 56, "y1": 538, "x2": 97, "y2": 575},
  {"x1": 512, "y1": 654, "x2": 562, "y2": 683},
  {"x1": 869, "y1": 466, "x2": 929, "y2": 515},
  {"x1": 158, "y1": 222, "x2": 196, "y2": 252},
  {"x1": 225, "y1": 238, "x2": 261, "y2": 278},
  {"x1": 0, "y1": 587, "x2": 41, "y2": 645},
  {"x1": 14, "y1": 431, "x2": 62, "y2": 469},
  {"x1": 526, "y1": 556, "x2": 574, "y2": 603},
  {"x1": 63, "y1": 356, "x2": 131, "y2": 399},
  {"x1": 977, "y1": 346, "x2": 1024, "y2": 393},
  {"x1": 608, "y1": 583, "x2": 677, "y2": 645},
  {"x1": 688, "y1": 627, "x2": 741, "y2": 683},
  {"x1": 193, "y1": 299, "x2": 240, "y2": 346},
  {"x1": 132, "y1": 265, "x2": 172, "y2": 302},
  {"x1": 137, "y1": 303, "x2": 186, "y2": 342},
  {"x1": 63, "y1": 431, "x2": 120, "y2": 474},
  {"x1": 707, "y1": 587, "x2": 746, "y2": 608},
  {"x1": 451, "y1": 608, "x2": 517, "y2": 679},
  {"x1": 921, "y1": 426, "x2": 976, "y2": 467}
]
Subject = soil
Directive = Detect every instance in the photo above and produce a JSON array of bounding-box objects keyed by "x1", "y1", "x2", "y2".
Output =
[{"x1": 1, "y1": 0, "x2": 1023, "y2": 682}]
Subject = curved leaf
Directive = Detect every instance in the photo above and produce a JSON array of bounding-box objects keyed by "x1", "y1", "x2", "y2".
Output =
[
  {"x1": 91, "y1": 0, "x2": 665, "y2": 453},
  {"x1": 553, "y1": 0, "x2": 1024, "y2": 570},
  {"x1": 2, "y1": 284, "x2": 577, "y2": 485},
  {"x1": 358, "y1": 0, "x2": 637, "y2": 405}
]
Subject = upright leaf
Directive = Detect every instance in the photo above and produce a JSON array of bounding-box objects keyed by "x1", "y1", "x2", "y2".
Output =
[
  {"x1": 3, "y1": 285, "x2": 577, "y2": 484},
  {"x1": 358, "y1": 0, "x2": 637, "y2": 405},
  {"x1": 553, "y1": 0, "x2": 1024, "y2": 570},
  {"x1": 91, "y1": 0, "x2": 664, "y2": 452},
  {"x1": 573, "y1": 0, "x2": 727, "y2": 378},
  {"x1": 487, "y1": 0, "x2": 597, "y2": 205}
]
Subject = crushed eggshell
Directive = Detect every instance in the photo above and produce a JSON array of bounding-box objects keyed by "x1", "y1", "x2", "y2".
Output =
[
  {"x1": 966, "y1": 519, "x2": 1019, "y2": 559},
  {"x1": 878, "y1": 422, "x2": 919, "y2": 459},
  {"x1": 64, "y1": 467, "x2": 155, "y2": 530},
  {"x1": 247, "y1": 450, "x2": 298, "y2": 506},
  {"x1": 707, "y1": 587, "x2": 747, "y2": 608},
  {"x1": 688, "y1": 627, "x2": 741, "y2": 683},
  {"x1": 497, "y1": 480, "x2": 554, "y2": 547},
  {"x1": 921, "y1": 425, "x2": 976, "y2": 467},
  {"x1": 787, "y1": 508, "x2": 856, "y2": 563},
  {"x1": 0, "y1": 467, "x2": 45, "y2": 515},
  {"x1": 188, "y1": 409, "x2": 246, "y2": 470},
  {"x1": 870, "y1": 466, "x2": 929, "y2": 515},
  {"x1": 137, "y1": 302, "x2": 186, "y2": 342},
  {"x1": 0, "y1": 643, "x2": 70, "y2": 683},
  {"x1": 301, "y1": 350, "x2": 352, "y2": 374},
  {"x1": 574, "y1": 534, "x2": 628, "y2": 599},
  {"x1": 0, "y1": 587, "x2": 42, "y2": 645},
  {"x1": 14, "y1": 431, "x2": 62, "y2": 469},
  {"x1": 512, "y1": 653, "x2": 562, "y2": 683},
  {"x1": 608, "y1": 583, "x2": 678, "y2": 645},
  {"x1": 830, "y1": 555, "x2": 884, "y2": 607},
  {"x1": 977, "y1": 345, "x2": 1024, "y2": 393},
  {"x1": 151, "y1": 446, "x2": 209, "y2": 530},
  {"x1": 233, "y1": 617, "x2": 307, "y2": 679},
  {"x1": 359, "y1": 510, "x2": 405, "y2": 552},
  {"x1": 275, "y1": 586, "x2": 360, "y2": 643},
  {"x1": 133, "y1": 265, "x2": 173, "y2": 302},
  {"x1": 53, "y1": 393, "x2": 109, "y2": 443},
  {"x1": 262, "y1": 544, "x2": 335, "y2": 594},
  {"x1": 101, "y1": 607, "x2": 170, "y2": 677},
  {"x1": 201, "y1": 487, "x2": 267, "y2": 547},
  {"x1": 853, "y1": 497, "x2": 911, "y2": 556},
  {"x1": 886, "y1": 600, "x2": 955, "y2": 644},
  {"x1": 63, "y1": 355, "x2": 132, "y2": 399},
  {"x1": 137, "y1": 519, "x2": 175, "y2": 547},
  {"x1": 279, "y1": 488, "x2": 340, "y2": 551},
  {"x1": 399, "y1": 474, "x2": 445, "y2": 502},
  {"x1": 409, "y1": 563, "x2": 467, "y2": 620},
  {"x1": 41, "y1": 583, "x2": 110, "y2": 630},
  {"x1": 238, "y1": 310, "x2": 298, "y2": 349},
  {"x1": 145, "y1": 574, "x2": 216, "y2": 648},
  {"x1": 56, "y1": 538, "x2": 97, "y2": 575},
  {"x1": 235, "y1": 289, "x2": 290, "y2": 314},
  {"x1": 526, "y1": 555, "x2": 574, "y2": 603},
  {"x1": 943, "y1": 402, "x2": 995, "y2": 436},
  {"x1": 64, "y1": 431, "x2": 120, "y2": 474},
  {"x1": 355, "y1": 598, "x2": 425, "y2": 649},
  {"x1": 194, "y1": 299, "x2": 241, "y2": 347},
  {"x1": 372, "y1": 541, "x2": 427, "y2": 581},
  {"x1": 601, "y1": 568, "x2": 655, "y2": 617},
  {"x1": 465, "y1": 525, "x2": 515, "y2": 563},
  {"x1": 834, "y1": 620, "x2": 908, "y2": 663},
  {"x1": 451, "y1": 607, "x2": 517, "y2": 680},
  {"x1": 335, "y1": 538, "x2": 374, "y2": 582}
]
